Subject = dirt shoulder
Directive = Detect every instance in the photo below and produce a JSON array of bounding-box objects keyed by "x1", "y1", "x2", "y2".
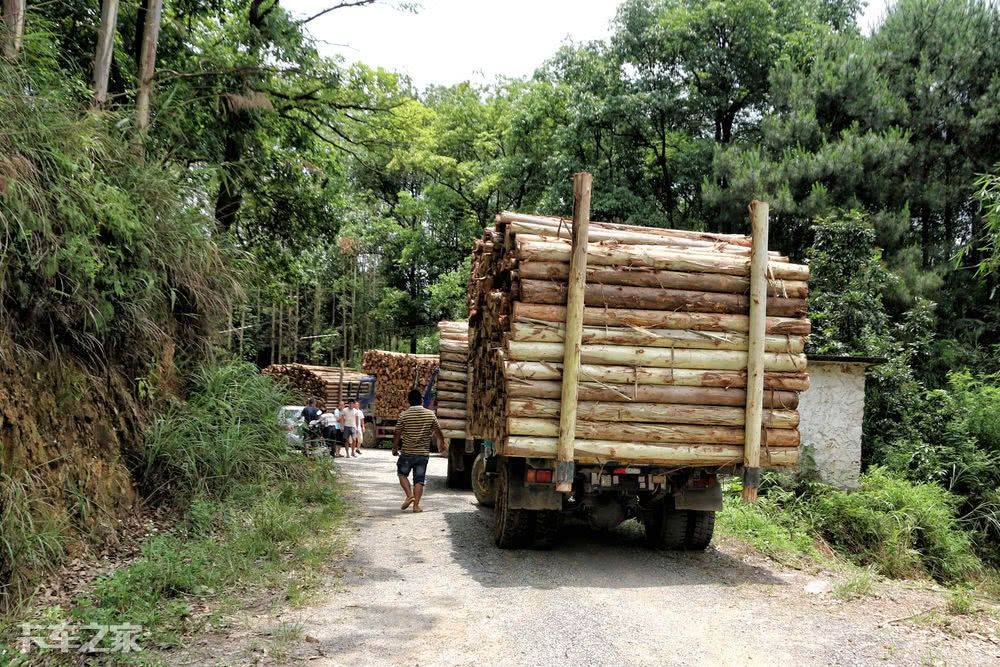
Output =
[{"x1": 170, "y1": 449, "x2": 999, "y2": 666}]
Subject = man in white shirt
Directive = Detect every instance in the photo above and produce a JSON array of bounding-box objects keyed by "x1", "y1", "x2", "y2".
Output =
[{"x1": 342, "y1": 400, "x2": 364, "y2": 457}]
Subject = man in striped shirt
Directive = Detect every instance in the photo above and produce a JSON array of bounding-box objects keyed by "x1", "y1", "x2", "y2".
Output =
[{"x1": 393, "y1": 388, "x2": 446, "y2": 513}]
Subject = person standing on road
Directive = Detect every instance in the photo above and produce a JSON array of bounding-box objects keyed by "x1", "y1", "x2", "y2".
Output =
[
  {"x1": 332, "y1": 399, "x2": 347, "y2": 457},
  {"x1": 393, "y1": 388, "x2": 446, "y2": 513},
  {"x1": 353, "y1": 399, "x2": 366, "y2": 455},
  {"x1": 318, "y1": 405, "x2": 341, "y2": 457},
  {"x1": 342, "y1": 399, "x2": 363, "y2": 457}
]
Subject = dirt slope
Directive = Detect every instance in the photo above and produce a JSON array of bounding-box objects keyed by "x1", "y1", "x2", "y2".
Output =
[{"x1": 180, "y1": 450, "x2": 999, "y2": 666}]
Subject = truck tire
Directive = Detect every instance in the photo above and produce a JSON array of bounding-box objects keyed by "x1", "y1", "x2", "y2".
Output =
[
  {"x1": 494, "y1": 461, "x2": 532, "y2": 548},
  {"x1": 685, "y1": 510, "x2": 716, "y2": 551},
  {"x1": 642, "y1": 501, "x2": 688, "y2": 550},
  {"x1": 471, "y1": 450, "x2": 496, "y2": 507},
  {"x1": 362, "y1": 425, "x2": 376, "y2": 449},
  {"x1": 531, "y1": 510, "x2": 561, "y2": 550}
]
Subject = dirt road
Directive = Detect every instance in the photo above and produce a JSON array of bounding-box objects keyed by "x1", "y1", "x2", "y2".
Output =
[{"x1": 201, "y1": 449, "x2": 998, "y2": 666}]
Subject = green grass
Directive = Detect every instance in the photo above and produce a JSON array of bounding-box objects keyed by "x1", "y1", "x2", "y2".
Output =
[
  {"x1": 0, "y1": 463, "x2": 345, "y2": 665},
  {"x1": 832, "y1": 567, "x2": 877, "y2": 601},
  {"x1": 718, "y1": 470, "x2": 985, "y2": 585}
]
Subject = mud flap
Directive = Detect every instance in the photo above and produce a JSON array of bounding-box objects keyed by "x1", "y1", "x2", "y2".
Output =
[
  {"x1": 507, "y1": 472, "x2": 563, "y2": 511},
  {"x1": 673, "y1": 483, "x2": 723, "y2": 512}
]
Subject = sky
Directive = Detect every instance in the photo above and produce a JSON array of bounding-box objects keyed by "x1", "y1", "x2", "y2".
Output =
[{"x1": 282, "y1": 0, "x2": 893, "y2": 89}]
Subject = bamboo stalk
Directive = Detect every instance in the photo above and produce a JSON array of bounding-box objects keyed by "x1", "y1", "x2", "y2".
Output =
[{"x1": 556, "y1": 172, "x2": 592, "y2": 492}]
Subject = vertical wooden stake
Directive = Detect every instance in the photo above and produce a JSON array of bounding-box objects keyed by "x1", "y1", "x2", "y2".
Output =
[
  {"x1": 742, "y1": 200, "x2": 769, "y2": 503},
  {"x1": 555, "y1": 172, "x2": 592, "y2": 493},
  {"x1": 134, "y1": 0, "x2": 162, "y2": 132},
  {"x1": 2, "y1": 0, "x2": 25, "y2": 59},
  {"x1": 91, "y1": 0, "x2": 120, "y2": 107}
]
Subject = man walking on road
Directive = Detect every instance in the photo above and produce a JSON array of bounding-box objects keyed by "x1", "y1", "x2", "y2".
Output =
[{"x1": 393, "y1": 388, "x2": 446, "y2": 513}]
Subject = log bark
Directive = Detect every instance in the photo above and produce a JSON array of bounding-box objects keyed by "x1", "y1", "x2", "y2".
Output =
[
  {"x1": 508, "y1": 397, "x2": 799, "y2": 428},
  {"x1": 510, "y1": 321, "x2": 805, "y2": 354},
  {"x1": 518, "y1": 261, "x2": 808, "y2": 298},
  {"x1": 437, "y1": 407, "x2": 467, "y2": 419},
  {"x1": 557, "y1": 172, "x2": 592, "y2": 491},
  {"x1": 518, "y1": 279, "x2": 807, "y2": 318},
  {"x1": 508, "y1": 417, "x2": 800, "y2": 446},
  {"x1": 512, "y1": 302, "x2": 810, "y2": 336},
  {"x1": 504, "y1": 437, "x2": 798, "y2": 467},
  {"x1": 743, "y1": 200, "x2": 769, "y2": 503},
  {"x1": 507, "y1": 378, "x2": 799, "y2": 409},
  {"x1": 438, "y1": 369, "x2": 468, "y2": 382},
  {"x1": 516, "y1": 237, "x2": 809, "y2": 281},
  {"x1": 438, "y1": 418, "x2": 467, "y2": 432},
  {"x1": 507, "y1": 340, "x2": 807, "y2": 372},
  {"x1": 505, "y1": 361, "x2": 811, "y2": 392}
]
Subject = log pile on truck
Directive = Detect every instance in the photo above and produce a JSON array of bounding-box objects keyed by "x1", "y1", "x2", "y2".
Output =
[
  {"x1": 467, "y1": 211, "x2": 810, "y2": 470},
  {"x1": 436, "y1": 321, "x2": 469, "y2": 439},
  {"x1": 262, "y1": 363, "x2": 372, "y2": 409},
  {"x1": 361, "y1": 350, "x2": 439, "y2": 419}
]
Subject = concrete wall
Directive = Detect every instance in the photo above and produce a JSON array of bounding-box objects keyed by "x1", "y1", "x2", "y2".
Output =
[{"x1": 798, "y1": 361, "x2": 867, "y2": 489}]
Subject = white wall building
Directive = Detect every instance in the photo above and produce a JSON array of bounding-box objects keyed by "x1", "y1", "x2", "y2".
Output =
[{"x1": 797, "y1": 356, "x2": 882, "y2": 489}]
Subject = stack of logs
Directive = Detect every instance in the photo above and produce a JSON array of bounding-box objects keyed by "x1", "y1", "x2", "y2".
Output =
[
  {"x1": 362, "y1": 350, "x2": 439, "y2": 420},
  {"x1": 262, "y1": 364, "x2": 372, "y2": 409},
  {"x1": 467, "y1": 210, "x2": 811, "y2": 468},
  {"x1": 436, "y1": 321, "x2": 470, "y2": 439}
]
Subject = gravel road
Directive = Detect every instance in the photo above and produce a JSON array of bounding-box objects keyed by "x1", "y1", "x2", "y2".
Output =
[{"x1": 198, "y1": 449, "x2": 999, "y2": 666}]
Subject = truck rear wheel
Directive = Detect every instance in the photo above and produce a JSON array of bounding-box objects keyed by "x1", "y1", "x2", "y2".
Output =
[
  {"x1": 643, "y1": 502, "x2": 688, "y2": 550},
  {"x1": 685, "y1": 510, "x2": 716, "y2": 551},
  {"x1": 643, "y1": 502, "x2": 716, "y2": 551},
  {"x1": 494, "y1": 461, "x2": 532, "y2": 548},
  {"x1": 471, "y1": 449, "x2": 495, "y2": 507},
  {"x1": 531, "y1": 510, "x2": 561, "y2": 549}
]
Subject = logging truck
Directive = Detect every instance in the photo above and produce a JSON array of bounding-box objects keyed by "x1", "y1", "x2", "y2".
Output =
[{"x1": 465, "y1": 176, "x2": 807, "y2": 550}]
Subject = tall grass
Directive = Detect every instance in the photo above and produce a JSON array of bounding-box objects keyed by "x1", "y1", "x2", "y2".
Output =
[
  {"x1": 138, "y1": 361, "x2": 295, "y2": 500},
  {"x1": 719, "y1": 469, "x2": 983, "y2": 584},
  {"x1": 0, "y1": 472, "x2": 67, "y2": 610}
]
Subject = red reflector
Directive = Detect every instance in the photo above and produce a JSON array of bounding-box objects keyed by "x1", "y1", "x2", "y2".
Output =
[
  {"x1": 691, "y1": 477, "x2": 713, "y2": 488},
  {"x1": 612, "y1": 467, "x2": 627, "y2": 474},
  {"x1": 535, "y1": 469, "x2": 553, "y2": 483},
  {"x1": 526, "y1": 469, "x2": 537, "y2": 483}
]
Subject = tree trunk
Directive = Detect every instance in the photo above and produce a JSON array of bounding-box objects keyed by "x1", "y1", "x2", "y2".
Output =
[
  {"x1": 91, "y1": 0, "x2": 120, "y2": 107},
  {"x1": 2, "y1": 0, "x2": 25, "y2": 59},
  {"x1": 214, "y1": 118, "x2": 245, "y2": 231},
  {"x1": 507, "y1": 378, "x2": 799, "y2": 409},
  {"x1": 134, "y1": 0, "x2": 163, "y2": 132}
]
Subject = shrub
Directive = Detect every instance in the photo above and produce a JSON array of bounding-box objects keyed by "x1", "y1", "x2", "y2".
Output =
[
  {"x1": 808, "y1": 468, "x2": 981, "y2": 582},
  {"x1": 137, "y1": 361, "x2": 294, "y2": 500}
]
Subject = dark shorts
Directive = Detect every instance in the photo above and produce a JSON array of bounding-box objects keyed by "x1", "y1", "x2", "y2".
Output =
[
  {"x1": 333, "y1": 428, "x2": 345, "y2": 443},
  {"x1": 344, "y1": 426, "x2": 357, "y2": 440},
  {"x1": 396, "y1": 453, "x2": 429, "y2": 485}
]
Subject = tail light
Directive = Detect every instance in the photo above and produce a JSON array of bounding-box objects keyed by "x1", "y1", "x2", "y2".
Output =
[{"x1": 526, "y1": 468, "x2": 553, "y2": 484}]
